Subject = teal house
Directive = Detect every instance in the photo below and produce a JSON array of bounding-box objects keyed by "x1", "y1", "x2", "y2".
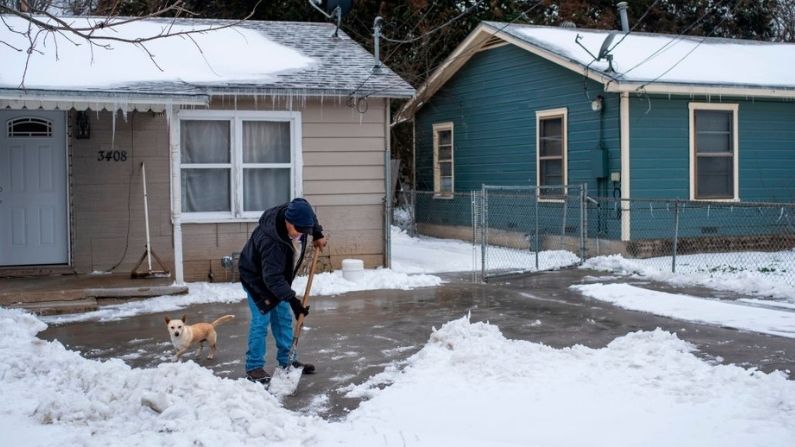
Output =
[{"x1": 397, "y1": 22, "x2": 795, "y2": 245}]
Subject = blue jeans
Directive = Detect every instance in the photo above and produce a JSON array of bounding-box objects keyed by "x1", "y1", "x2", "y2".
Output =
[{"x1": 245, "y1": 293, "x2": 294, "y2": 372}]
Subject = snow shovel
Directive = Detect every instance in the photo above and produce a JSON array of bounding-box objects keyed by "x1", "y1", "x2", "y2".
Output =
[{"x1": 268, "y1": 245, "x2": 321, "y2": 396}]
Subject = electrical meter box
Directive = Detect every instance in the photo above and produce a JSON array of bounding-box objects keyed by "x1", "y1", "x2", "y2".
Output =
[{"x1": 591, "y1": 148, "x2": 608, "y2": 179}]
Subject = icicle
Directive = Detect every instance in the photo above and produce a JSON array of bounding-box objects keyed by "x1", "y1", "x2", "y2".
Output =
[
  {"x1": 165, "y1": 105, "x2": 173, "y2": 127},
  {"x1": 777, "y1": 207, "x2": 785, "y2": 223},
  {"x1": 706, "y1": 204, "x2": 710, "y2": 218},
  {"x1": 111, "y1": 109, "x2": 116, "y2": 149},
  {"x1": 649, "y1": 202, "x2": 654, "y2": 218}
]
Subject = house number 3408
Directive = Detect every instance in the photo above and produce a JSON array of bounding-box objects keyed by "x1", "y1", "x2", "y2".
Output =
[{"x1": 97, "y1": 150, "x2": 128, "y2": 162}]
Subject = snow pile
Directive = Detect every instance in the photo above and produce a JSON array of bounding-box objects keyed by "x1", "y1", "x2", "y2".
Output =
[
  {"x1": 40, "y1": 283, "x2": 246, "y2": 325},
  {"x1": 0, "y1": 308, "x2": 321, "y2": 445},
  {"x1": 2, "y1": 309, "x2": 795, "y2": 446},
  {"x1": 508, "y1": 24, "x2": 795, "y2": 88},
  {"x1": 583, "y1": 253, "x2": 795, "y2": 301},
  {"x1": 292, "y1": 268, "x2": 441, "y2": 297},
  {"x1": 329, "y1": 315, "x2": 795, "y2": 446},
  {"x1": 572, "y1": 283, "x2": 795, "y2": 339},
  {"x1": 0, "y1": 16, "x2": 314, "y2": 89},
  {"x1": 391, "y1": 226, "x2": 579, "y2": 274}
]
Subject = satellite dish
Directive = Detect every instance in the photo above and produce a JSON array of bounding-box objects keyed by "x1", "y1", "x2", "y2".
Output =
[
  {"x1": 311, "y1": 0, "x2": 353, "y2": 17},
  {"x1": 598, "y1": 31, "x2": 618, "y2": 60}
]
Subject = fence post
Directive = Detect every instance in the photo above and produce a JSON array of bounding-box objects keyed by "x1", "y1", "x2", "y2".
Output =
[
  {"x1": 560, "y1": 189, "x2": 568, "y2": 249},
  {"x1": 481, "y1": 185, "x2": 488, "y2": 281},
  {"x1": 581, "y1": 184, "x2": 587, "y2": 263},
  {"x1": 471, "y1": 190, "x2": 479, "y2": 283},
  {"x1": 410, "y1": 189, "x2": 417, "y2": 237},
  {"x1": 534, "y1": 187, "x2": 540, "y2": 270},
  {"x1": 672, "y1": 200, "x2": 680, "y2": 273}
]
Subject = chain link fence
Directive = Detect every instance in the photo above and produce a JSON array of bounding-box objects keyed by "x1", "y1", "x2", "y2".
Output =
[
  {"x1": 476, "y1": 185, "x2": 585, "y2": 279},
  {"x1": 585, "y1": 197, "x2": 795, "y2": 296},
  {"x1": 395, "y1": 187, "x2": 795, "y2": 294}
]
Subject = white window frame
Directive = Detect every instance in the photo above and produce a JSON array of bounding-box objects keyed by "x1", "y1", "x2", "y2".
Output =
[
  {"x1": 433, "y1": 122, "x2": 454, "y2": 199},
  {"x1": 688, "y1": 103, "x2": 739, "y2": 202},
  {"x1": 536, "y1": 108, "x2": 568, "y2": 202},
  {"x1": 176, "y1": 110, "x2": 303, "y2": 223}
]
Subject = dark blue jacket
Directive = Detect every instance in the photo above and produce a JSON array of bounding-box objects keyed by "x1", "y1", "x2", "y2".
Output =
[{"x1": 239, "y1": 202, "x2": 323, "y2": 314}]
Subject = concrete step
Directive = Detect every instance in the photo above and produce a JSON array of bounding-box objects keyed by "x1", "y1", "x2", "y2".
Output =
[
  {"x1": 11, "y1": 297, "x2": 98, "y2": 316},
  {"x1": 85, "y1": 285, "x2": 189, "y2": 299},
  {"x1": 0, "y1": 289, "x2": 87, "y2": 306}
]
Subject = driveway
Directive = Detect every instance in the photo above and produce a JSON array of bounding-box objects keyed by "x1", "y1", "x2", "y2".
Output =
[{"x1": 41, "y1": 269, "x2": 795, "y2": 420}]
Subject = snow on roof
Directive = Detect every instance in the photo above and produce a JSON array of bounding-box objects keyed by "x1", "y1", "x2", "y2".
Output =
[
  {"x1": 490, "y1": 22, "x2": 795, "y2": 90},
  {"x1": 0, "y1": 16, "x2": 414, "y2": 99}
]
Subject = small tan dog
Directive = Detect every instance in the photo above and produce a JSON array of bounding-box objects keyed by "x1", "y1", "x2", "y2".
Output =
[{"x1": 164, "y1": 314, "x2": 235, "y2": 360}]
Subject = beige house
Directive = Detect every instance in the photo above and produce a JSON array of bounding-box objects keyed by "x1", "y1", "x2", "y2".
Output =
[{"x1": 0, "y1": 18, "x2": 414, "y2": 282}]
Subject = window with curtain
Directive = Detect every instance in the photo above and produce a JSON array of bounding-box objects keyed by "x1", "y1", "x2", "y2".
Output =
[
  {"x1": 693, "y1": 108, "x2": 736, "y2": 199},
  {"x1": 180, "y1": 120, "x2": 231, "y2": 213},
  {"x1": 433, "y1": 123, "x2": 454, "y2": 198},
  {"x1": 537, "y1": 109, "x2": 567, "y2": 198},
  {"x1": 180, "y1": 116, "x2": 294, "y2": 218},
  {"x1": 242, "y1": 121, "x2": 291, "y2": 212}
]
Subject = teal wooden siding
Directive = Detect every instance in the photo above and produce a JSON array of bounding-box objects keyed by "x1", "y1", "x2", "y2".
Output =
[
  {"x1": 629, "y1": 95, "x2": 795, "y2": 239},
  {"x1": 414, "y1": 44, "x2": 620, "y2": 230}
]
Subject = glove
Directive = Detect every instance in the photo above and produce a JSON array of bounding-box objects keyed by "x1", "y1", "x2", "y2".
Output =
[{"x1": 288, "y1": 297, "x2": 309, "y2": 320}]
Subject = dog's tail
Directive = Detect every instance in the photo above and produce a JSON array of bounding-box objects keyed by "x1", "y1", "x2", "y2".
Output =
[{"x1": 211, "y1": 315, "x2": 235, "y2": 327}]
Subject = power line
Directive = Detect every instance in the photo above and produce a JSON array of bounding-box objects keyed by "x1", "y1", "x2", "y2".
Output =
[
  {"x1": 360, "y1": 1, "x2": 545, "y2": 102},
  {"x1": 617, "y1": 0, "x2": 729, "y2": 79},
  {"x1": 347, "y1": 1, "x2": 489, "y2": 100},
  {"x1": 605, "y1": 0, "x2": 662, "y2": 53},
  {"x1": 380, "y1": 0, "x2": 486, "y2": 45},
  {"x1": 636, "y1": 0, "x2": 745, "y2": 91}
]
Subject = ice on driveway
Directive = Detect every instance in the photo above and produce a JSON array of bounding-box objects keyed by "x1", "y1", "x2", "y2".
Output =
[
  {"x1": 583, "y1": 252, "x2": 795, "y2": 301},
  {"x1": 3, "y1": 308, "x2": 794, "y2": 446},
  {"x1": 573, "y1": 283, "x2": 795, "y2": 338}
]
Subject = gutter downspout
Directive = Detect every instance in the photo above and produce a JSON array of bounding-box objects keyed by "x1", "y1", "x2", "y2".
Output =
[
  {"x1": 620, "y1": 92, "x2": 631, "y2": 241},
  {"x1": 168, "y1": 105, "x2": 184, "y2": 283},
  {"x1": 384, "y1": 98, "x2": 392, "y2": 268}
]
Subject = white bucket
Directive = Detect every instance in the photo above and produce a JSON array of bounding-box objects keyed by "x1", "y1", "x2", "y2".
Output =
[{"x1": 341, "y1": 258, "x2": 365, "y2": 283}]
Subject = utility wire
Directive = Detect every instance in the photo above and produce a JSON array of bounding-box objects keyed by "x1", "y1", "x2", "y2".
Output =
[
  {"x1": 347, "y1": 1, "x2": 488, "y2": 100},
  {"x1": 636, "y1": 0, "x2": 744, "y2": 90},
  {"x1": 380, "y1": 0, "x2": 486, "y2": 45},
  {"x1": 617, "y1": 0, "x2": 729, "y2": 79},
  {"x1": 360, "y1": 1, "x2": 544, "y2": 102},
  {"x1": 605, "y1": 0, "x2": 662, "y2": 53}
]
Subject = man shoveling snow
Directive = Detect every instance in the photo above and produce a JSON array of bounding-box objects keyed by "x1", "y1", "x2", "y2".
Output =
[{"x1": 239, "y1": 198, "x2": 326, "y2": 385}]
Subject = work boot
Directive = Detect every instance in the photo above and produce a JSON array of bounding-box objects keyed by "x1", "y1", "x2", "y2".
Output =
[
  {"x1": 246, "y1": 368, "x2": 271, "y2": 384},
  {"x1": 284, "y1": 361, "x2": 316, "y2": 375}
]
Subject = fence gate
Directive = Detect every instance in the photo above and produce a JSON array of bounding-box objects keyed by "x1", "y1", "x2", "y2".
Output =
[{"x1": 476, "y1": 185, "x2": 586, "y2": 280}]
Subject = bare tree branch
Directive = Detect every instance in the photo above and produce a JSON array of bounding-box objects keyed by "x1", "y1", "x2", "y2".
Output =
[{"x1": 1, "y1": 0, "x2": 263, "y2": 87}]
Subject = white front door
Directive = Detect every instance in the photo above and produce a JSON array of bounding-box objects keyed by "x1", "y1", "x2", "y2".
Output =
[{"x1": 0, "y1": 110, "x2": 68, "y2": 266}]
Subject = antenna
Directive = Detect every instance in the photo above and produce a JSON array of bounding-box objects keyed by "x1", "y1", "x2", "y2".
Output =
[{"x1": 309, "y1": 0, "x2": 354, "y2": 37}]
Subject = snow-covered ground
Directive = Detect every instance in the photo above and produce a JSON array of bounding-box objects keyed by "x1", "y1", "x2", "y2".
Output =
[
  {"x1": 573, "y1": 283, "x2": 795, "y2": 339},
  {"x1": 391, "y1": 226, "x2": 579, "y2": 274},
  {"x1": 3, "y1": 308, "x2": 794, "y2": 446},
  {"x1": 583, "y1": 252, "x2": 795, "y2": 302}
]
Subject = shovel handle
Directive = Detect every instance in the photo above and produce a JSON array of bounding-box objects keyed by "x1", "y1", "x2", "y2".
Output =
[{"x1": 291, "y1": 245, "x2": 321, "y2": 348}]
